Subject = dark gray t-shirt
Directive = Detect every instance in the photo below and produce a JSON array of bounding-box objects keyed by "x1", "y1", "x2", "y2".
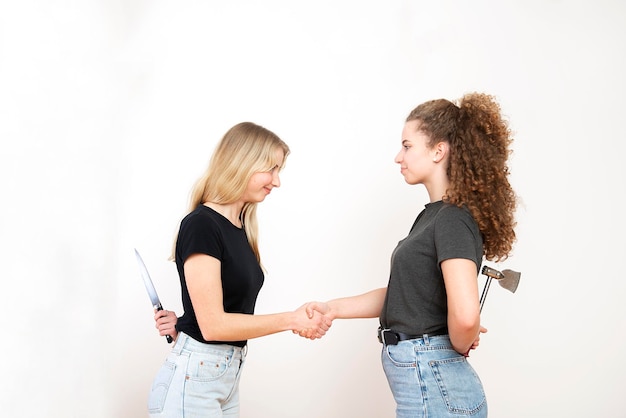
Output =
[{"x1": 380, "y1": 200, "x2": 483, "y2": 336}]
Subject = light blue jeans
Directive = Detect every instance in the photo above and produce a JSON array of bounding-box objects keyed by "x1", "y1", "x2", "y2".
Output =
[
  {"x1": 381, "y1": 334, "x2": 487, "y2": 418},
  {"x1": 148, "y1": 332, "x2": 247, "y2": 418}
]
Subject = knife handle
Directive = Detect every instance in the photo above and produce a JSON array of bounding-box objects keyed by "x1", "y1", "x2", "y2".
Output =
[{"x1": 156, "y1": 305, "x2": 174, "y2": 343}]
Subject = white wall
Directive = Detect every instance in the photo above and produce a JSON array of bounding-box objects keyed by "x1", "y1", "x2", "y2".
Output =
[{"x1": 1, "y1": 1, "x2": 625, "y2": 417}]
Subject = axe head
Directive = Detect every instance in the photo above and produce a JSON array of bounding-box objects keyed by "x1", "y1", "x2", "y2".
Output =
[
  {"x1": 479, "y1": 265, "x2": 521, "y2": 313},
  {"x1": 480, "y1": 265, "x2": 521, "y2": 293},
  {"x1": 499, "y1": 269, "x2": 521, "y2": 293}
]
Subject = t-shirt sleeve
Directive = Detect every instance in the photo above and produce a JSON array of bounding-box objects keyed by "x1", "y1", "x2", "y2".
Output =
[
  {"x1": 434, "y1": 206, "x2": 482, "y2": 267},
  {"x1": 177, "y1": 213, "x2": 223, "y2": 264}
]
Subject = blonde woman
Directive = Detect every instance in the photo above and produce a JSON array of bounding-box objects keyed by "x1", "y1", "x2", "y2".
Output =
[{"x1": 148, "y1": 122, "x2": 331, "y2": 417}]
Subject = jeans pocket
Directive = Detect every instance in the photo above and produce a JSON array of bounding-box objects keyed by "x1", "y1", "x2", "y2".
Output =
[
  {"x1": 187, "y1": 350, "x2": 233, "y2": 382},
  {"x1": 148, "y1": 360, "x2": 176, "y2": 414},
  {"x1": 384, "y1": 344, "x2": 416, "y2": 366},
  {"x1": 429, "y1": 357, "x2": 487, "y2": 415}
]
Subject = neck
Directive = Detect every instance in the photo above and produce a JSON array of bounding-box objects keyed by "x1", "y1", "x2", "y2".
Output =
[
  {"x1": 425, "y1": 183, "x2": 449, "y2": 203},
  {"x1": 204, "y1": 202, "x2": 244, "y2": 228}
]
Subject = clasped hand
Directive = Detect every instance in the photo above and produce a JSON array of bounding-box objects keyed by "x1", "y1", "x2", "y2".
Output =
[{"x1": 292, "y1": 301, "x2": 331, "y2": 340}]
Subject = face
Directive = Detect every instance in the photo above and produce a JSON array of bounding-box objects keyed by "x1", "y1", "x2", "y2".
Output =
[
  {"x1": 241, "y1": 148, "x2": 285, "y2": 203},
  {"x1": 395, "y1": 120, "x2": 437, "y2": 185}
]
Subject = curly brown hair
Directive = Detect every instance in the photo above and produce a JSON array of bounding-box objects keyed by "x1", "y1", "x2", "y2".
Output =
[{"x1": 406, "y1": 93, "x2": 517, "y2": 261}]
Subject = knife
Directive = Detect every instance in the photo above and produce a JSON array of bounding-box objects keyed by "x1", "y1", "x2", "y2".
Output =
[{"x1": 134, "y1": 248, "x2": 173, "y2": 343}]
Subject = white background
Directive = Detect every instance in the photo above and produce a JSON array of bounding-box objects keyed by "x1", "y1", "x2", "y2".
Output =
[{"x1": 1, "y1": 1, "x2": 625, "y2": 417}]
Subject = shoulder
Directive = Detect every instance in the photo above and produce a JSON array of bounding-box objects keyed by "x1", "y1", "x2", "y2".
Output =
[
  {"x1": 180, "y1": 206, "x2": 221, "y2": 234},
  {"x1": 176, "y1": 206, "x2": 226, "y2": 261},
  {"x1": 438, "y1": 203, "x2": 473, "y2": 218},
  {"x1": 434, "y1": 203, "x2": 483, "y2": 262},
  {"x1": 435, "y1": 203, "x2": 478, "y2": 230}
]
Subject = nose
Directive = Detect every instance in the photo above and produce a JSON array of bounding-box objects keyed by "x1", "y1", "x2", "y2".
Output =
[
  {"x1": 394, "y1": 149, "x2": 403, "y2": 164},
  {"x1": 272, "y1": 170, "x2": 281, "y2": 188}
]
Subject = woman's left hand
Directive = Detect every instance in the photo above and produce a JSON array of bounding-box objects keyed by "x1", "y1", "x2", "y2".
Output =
[{"x1": 155, "y1": 309, "x2": 179, "y2": 342}]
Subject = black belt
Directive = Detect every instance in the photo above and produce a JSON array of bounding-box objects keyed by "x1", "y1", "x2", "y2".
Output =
[{"x1": 377, "y1": 327, "x2": 448, "y2": 345}]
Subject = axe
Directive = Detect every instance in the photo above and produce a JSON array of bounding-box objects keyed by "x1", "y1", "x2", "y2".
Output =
[{"x1": 479, "y1": 266, "x2": 521, "y2": 312}]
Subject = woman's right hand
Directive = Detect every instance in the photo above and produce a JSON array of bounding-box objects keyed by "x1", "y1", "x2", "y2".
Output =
[
  {"x1": 292, "y1": 304, "x2": 332, "y2": 340},
  {"x1": 303, "y1": 301, "x2": 331, "y2": 319},
  {"x1": 155, "y1": 309, "x2": 179, "y2": 342}
]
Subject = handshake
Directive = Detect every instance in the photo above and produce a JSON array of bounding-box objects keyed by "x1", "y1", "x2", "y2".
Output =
[
  {"x1": 292, "y1": 301, "x2": 333, "y2": 340},
  {"x1": 154, "y1": 301, "x2": 333, "y2": 343}
]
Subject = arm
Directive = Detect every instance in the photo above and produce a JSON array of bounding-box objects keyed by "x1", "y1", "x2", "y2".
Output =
[
  {"x1": 441, "y1": 258, "x2": 481, "y2": 355},
  {"x1": 185, "y1": 253, "x2": 331, "y2": 341},
  {"x1": 304, "y1": 287, "x2": 387, "y2": 321}
]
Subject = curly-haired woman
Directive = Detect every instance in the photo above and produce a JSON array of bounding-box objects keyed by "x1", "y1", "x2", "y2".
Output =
[{"x1": 303, "y1": 93, "x2": 517, "y2": 418}]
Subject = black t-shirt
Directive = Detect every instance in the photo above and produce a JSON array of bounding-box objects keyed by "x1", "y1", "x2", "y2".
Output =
[
  {"x1": 380, "y1": 201, "x2": 483, "y2": 336},
  {"x1": 174, "y1": 204, "x2": 264, "y2": 347}
]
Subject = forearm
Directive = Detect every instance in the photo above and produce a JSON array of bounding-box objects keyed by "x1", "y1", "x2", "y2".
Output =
[
  {"x1": 441, "y1": 259, "x2": 482, "y2": 354},
  {"x1": 327, "y1": 287, "x2": 386, "y2": 320},
  {"x1": 186, "y1": 255, "x2": 321, "y2": 342},
  {"x1": 198, "y1": 311, "x2": 300, "y2": 342}
]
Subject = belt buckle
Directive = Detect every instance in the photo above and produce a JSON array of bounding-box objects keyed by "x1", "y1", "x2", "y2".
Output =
[{"x1": 377, "y1": 328, "x2": 399, "y2": 345}]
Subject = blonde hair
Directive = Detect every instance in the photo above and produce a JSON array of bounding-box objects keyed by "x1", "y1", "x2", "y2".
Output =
[
  {"x1": 406, "y1": 93, "x2": 517, "y2": 261},
  {"x1": 171, "y1": 122, "x2": 289, "y2": 263}
]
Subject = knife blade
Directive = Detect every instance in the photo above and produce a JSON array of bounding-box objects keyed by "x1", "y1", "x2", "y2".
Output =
[{"x1": 134, "y1": 248, "x2": 173, "y2": 343}]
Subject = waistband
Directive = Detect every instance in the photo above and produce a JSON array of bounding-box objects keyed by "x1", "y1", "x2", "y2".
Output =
[
  {"x1": 377, "y1": 326, "x2": 448, "y2": 346},
  {"x1": 172, "y1": 332, "x2": 248, "y2": 357}
]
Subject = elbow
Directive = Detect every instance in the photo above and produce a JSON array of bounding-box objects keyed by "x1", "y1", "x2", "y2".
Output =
[
  {"x1": 448, "y1": 314, "x2": 480, "y2": 352},
  {"x1": 199, "y1": 326, "x2": 216, "y2": 341},
  {"x1": 200, "y1": 330, "x2": 215, "y2": 341},
  {"x1": 196, "y1": 311, "x2": 230, "y2": 341},
  {"x1": 451, "y1": 319, "x2": 480, "y2": 341},
  {"x1": 198, "y1": 321, "x2": 226, "y2": 342},
  {"x1": 454, "y1": 316, "x2": 480, "y2": 333},
  {"x1": 448, "y1": 306, "x2": 480, "y2": 332},
  {"x1": 200, "y1": 328, "x2": 231, "y2": 342}
]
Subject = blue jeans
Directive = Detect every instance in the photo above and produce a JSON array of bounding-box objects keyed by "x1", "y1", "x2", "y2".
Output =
[
  {"x1": 148, "y1": 332, "x2": 247, "y2": 418},
  {"x1": 381, "y1": 334, "x2": 487, "y2": 417}
]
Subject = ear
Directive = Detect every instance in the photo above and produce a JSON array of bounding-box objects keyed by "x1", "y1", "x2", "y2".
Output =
[{"x1": 432, "y1": 141, "x2": 449, "y2": 163}]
